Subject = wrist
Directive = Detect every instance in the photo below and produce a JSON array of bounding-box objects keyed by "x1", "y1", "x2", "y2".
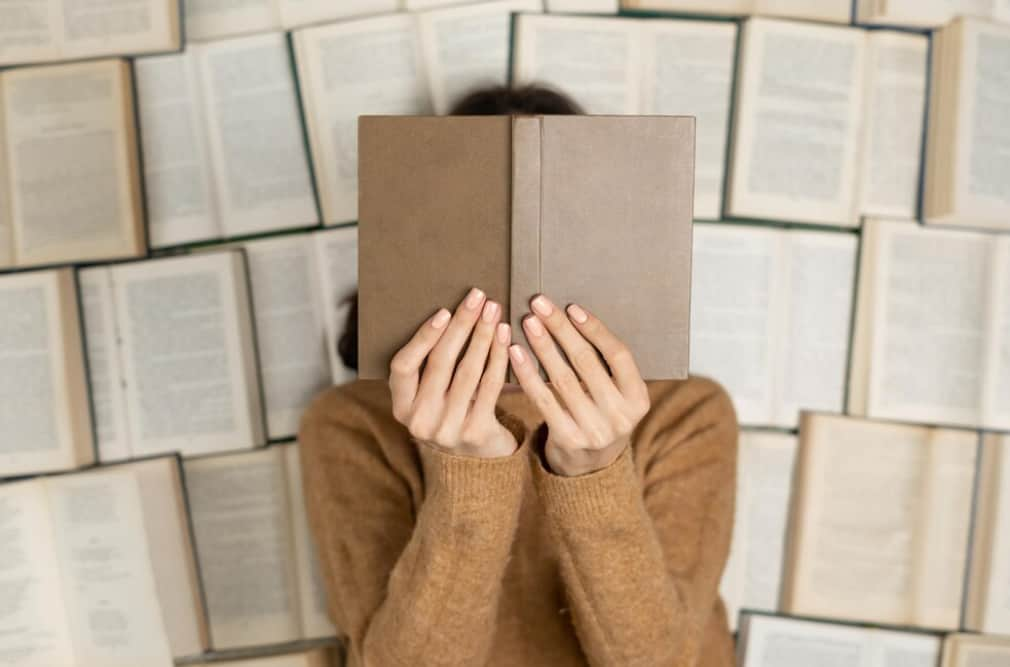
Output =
[{"x1": 544, "y1": 435, "x2": 630, "y2": 477}]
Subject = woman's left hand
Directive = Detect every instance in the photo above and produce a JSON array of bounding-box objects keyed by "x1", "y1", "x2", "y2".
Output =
[{"x1": 508, "y1": 294, "x2": 651, "y2": 477}]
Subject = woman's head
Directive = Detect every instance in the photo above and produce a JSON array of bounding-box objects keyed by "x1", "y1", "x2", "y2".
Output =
[{"x1": 337, "y1": 83, "x2": 582, "y2": 372}]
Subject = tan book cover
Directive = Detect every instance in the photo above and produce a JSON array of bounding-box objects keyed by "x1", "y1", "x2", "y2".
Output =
[{"x1": 358, "y1": 114, "x2": 695, "y2": 381}]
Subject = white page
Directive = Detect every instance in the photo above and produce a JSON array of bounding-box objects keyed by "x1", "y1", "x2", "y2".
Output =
[
  {"x1": 690, "y1": 224, "x2": 779, "y2": 425},
  {"x1": 418, "y1": 0, "x2": 543, "y2": 115},
  {"x1": 728, "y1": 18, "x2": 864, "y2": 226},
  {"x1": 60, "y1": 0, "x2": 177, "y2": 60},
  {"x1": 0, "y1": 83, "x2": 13, "y2": 267},
  {"x1": 79, "y1": 267, "x2": 132, "y2": 463},
  {"x1": 740, "y1": 614, "x2": 867, "y2": 666},
  {"x1": 47, "y1": 471, "x2": 173, "y2": 666},
  {"x1": 4, "y1": 60, "x2": 138, "y2": 266},
  {"x1": 640, "y1": 20, "x2": 736, "y2": 221},
  {"x1": 135, "y1": 51, "x2": 220, "y2": 247},
  {"x1": 859, "y1": 32, "x2": 928, "y2": 220},
  {"x1": 196, "y1": 32, "x2": 318, "y2": 237},
  {"x1": 0, "y1": 270, "x2": 82, "y2": 478},
  {"x1": 620, "y1": 0, "x2": 749, "y2": 13},
  {"x1": 113, "y1": 252, "x2": 262, "y2": 458},
  {"x1": 0, "y1": 2, "x2": 62, "y2": 66},
  {"x1": 278, "y1": 0, "x2": 400, "y2": 29},
  {"x1": 184, "y1": 449, "x2": 303, "y2": 650},
  {"x1": 0, "y1": 481, "x2": 76, "y2": 667},
  {"x1": 754, "y1": 0, "x2": 851, "y2": 22},
  {"x1": 980, "y1": 436, "x2": 1010, "y2": 634},
  {"x1": 244, "y1": 236, "x2": 330, "y2": 439},
  {"x1": 866, "y1": 629, "x2": 941, "y2": 667},
  {"x1": 294, "y1": 14, "x2": 432, "y2": 224},
  {"x1": 512, "y1": 13, "x2": 639, "y2": 114},
  {"x1": 866, "y1": 222, "x2": 990, "y2": 428},
  {"x1": 774, "y1": 231, "x2": 857, "y2": 426},
  {"x1": 982, "y1": 239, "x2": 1010, "y2": 430},
  {"x1": 183, "y1": 0, "x2": 278, "y2": 41},
  {"x1": 282, "y1": 444, "x2": 337, "y2": 638},
  {"x1": 867, "y1": 0, "x2": 993, "y2": 27},
  {"x1": 312, "y1": 226, "x2": 359, "y2": 385},
  {"x1": 546, "y1": 0, "x2": 617, "y2": 11}
]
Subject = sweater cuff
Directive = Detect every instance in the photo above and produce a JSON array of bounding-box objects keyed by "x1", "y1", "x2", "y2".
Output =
[{"x1": 531, "y1": 439, "x2": 640, "y2": 525}]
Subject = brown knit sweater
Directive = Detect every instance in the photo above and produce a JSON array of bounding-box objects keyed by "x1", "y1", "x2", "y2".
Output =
[{"x1": 297, "y1": 376, "x2": 738, "y2": 667}]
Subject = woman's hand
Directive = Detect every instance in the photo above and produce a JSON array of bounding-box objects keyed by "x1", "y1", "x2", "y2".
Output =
[
  {"x1": 508, "y1": 295, "x2": 651, "y2": 477},
  {"x1": 389, "y1": 287, "x2": 517, "y2": 458}
]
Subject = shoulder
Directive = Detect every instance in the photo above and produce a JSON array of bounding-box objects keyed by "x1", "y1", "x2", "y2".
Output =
[
  {"x1": 644, "y1": 375, "x2": 738, "y2": 430},
  {"x1": 300, "y1": 379, "x2": 394, "y2": 431}
]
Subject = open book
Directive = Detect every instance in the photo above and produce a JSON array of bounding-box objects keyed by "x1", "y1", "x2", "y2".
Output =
[
  {"x1": 0, "y1": 465, "x2": 178, "y2": 666},
  {"x1": 135, "y1": 32, "x2": 318, "y2": 248},
  {"x1": 183, "y1": 0, "x2": 397, "y2": 41},
  {"x1": 620, "y1": 0, "x2": 851, "y2": 21},
  {"x1": 691, "y1": 224, "x2": 856, "y2": 427},
  {"x1": 924, "y1": 17, "x2": 1010, "y2": 232},
  {"x1": 720, "y1": 431, "x2": 798, "y2": 632},
  {"x1": 293, "y1": 1, "x2": 542, "y2": 224},
  {"x1": 942, "y1": 634, "x2": 1010, "y2": 667},
  {"x1": 856, "y1": 0, "x2": 1010, "y2": 28},
  {"x1": 782, "y1": 413, "x2": 978, "y2": 631},
  {"x1": 183, "y1": 444, "x2": 336, "y2": 651},
  {"x1": 0, "y1": 268, "x2": 93, "y2": 478},
  {"x1": 848, "y1": 219, "x2": 1010, "y2": 431},
  {"x1": 357, "y1": 115, "x2": 694, "y2": 381},
  {"x1": 738, "y1": 613, "x2": 942, "y2": 667},
  {"x1": 0, "y1": 0, "x2": 181, "y2": 66},
  {"x1": 241, "y1": 227, "x2": 358, "y2": 439},
  {"x1": 187, "y1": 647, "x2": 338, "y2": 667},
  {"x1": 727, "y1": 18, "x2": 928, "y2": 226},
  {"x1": 0, "y1": 59, "x2": 146, "y2": 268},
  {"x1": 964, "y1": 433, "x2": 1010, "y2": 636},
  {"x1": 512, "y1": 13, "x2": 736, "y2": 220},
  {"x1": 79, "y1": 251, "x2": 266, "y2": 462}
]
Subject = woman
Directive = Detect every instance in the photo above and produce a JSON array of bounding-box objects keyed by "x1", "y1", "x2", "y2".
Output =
[{"x1": 298, "y1": 85, "x2": 738, "y2": 667}]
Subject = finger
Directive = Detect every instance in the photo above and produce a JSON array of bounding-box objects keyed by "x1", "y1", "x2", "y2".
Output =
[
  {"x1": 529, "y1": 294, "x2": 624, "y2": 412},
  {"x1": 416, "y1": 286, "x2": 486, "y2": 399},
  {"x1": 442, "y1": 300, "x2": 501, "y2": 430},
  {"x1": 389, "y1": 307, "x2": 451, "y2": 419},
  {"x1": 565, "y1": 302, "x2": 648, "y2": 403},
  {"x1": 508, "y1": 343, "x2": 580, "y2": 439},
  {"x1": 471, "y1": 321, "x2": 510, "y2": 417}
]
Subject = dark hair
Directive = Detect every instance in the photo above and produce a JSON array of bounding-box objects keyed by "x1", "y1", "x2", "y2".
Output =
[{"x1": 337, "y1": 84, "x2": 583, "y2": 372}]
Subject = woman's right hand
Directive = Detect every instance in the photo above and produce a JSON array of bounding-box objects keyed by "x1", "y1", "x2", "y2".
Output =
[{"x1": 389, "y1": 287, "x2": 517, "y2": 459}]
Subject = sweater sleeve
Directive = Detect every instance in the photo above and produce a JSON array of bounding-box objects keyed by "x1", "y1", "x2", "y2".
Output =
[
  {"x1": 297, "y1": 382, "x2": 532, "y2": 667},
  {"x1": 529, "y1": 378, "x2": 738, "y2": 667}
]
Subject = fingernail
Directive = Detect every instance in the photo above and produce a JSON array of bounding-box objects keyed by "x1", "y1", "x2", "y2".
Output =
[
  {"x1": 465, "y1": 287, "x2": 484, "y2": 310},
  {"x1": 431, "y1": 308, "x2": 450, "y2": 328},
  {"x1": 531, "y1": 294, "x2": 552, "y2": 316},
  {"x1": 509, "y1": 345, "x2": 526, "y2": 364},
  {"x1": 523, "y1": 315, "x2": 544, "y2": 337},
  {"x1": 567, "y1": 303, "x2": 588, "y2": 324},
  {"x1": 496, "y1": 322, "x2": 510, "y2": 344},
  {"x1": 482, "y1": 300, "x2": 499, "y2": 322}
]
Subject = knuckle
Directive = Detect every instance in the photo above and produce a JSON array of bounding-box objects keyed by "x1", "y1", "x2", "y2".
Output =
[
  {"x1": 571, "y1": 346, "x2": 600, "y2": 372},
  {"x1": 407, "y1": 414, "x2": 435, "y2": 441},
  {"x1": 610, "y1": 343, "x2": 632, "y2": 364},
  {"x1": 611, "y1": 412, "x2": 634, "y2": 437},
  {"x1": 555, "y1": 369, "x2": 582, "y2": 397},
  {"x1": 389, "y1": 353, "x2": 413, "y2": 377}
]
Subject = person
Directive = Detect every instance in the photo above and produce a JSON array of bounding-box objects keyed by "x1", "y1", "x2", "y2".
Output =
[{"x1": 298, "y1": 84, "x2": 738, "y2": 667}]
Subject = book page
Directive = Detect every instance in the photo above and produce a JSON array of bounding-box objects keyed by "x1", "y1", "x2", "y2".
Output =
[
  {"x1": 512, "y1": 13, "x2": 639, "y2": 114},
  {"x1": 0, "y1": 83, "x2": 13, "y2": 267},
  {"x1": 0, "y1": 480, "x2": 76, "y2": 666},
  {"x1": 788, "y1": 415, "x2": 928, "y2": 626},
  {"x1": 418, "y1": 0, "x2": 542, "y2": 115},
  {"x1": 978, "y1": 435, "x2": 1010, "y2": 634},
  {"x1": 754, "y1": 0, "x2": 851, "y2": 22},
  {"x1": 277, "y1": 0, "x2": 399, "y2": 29},
  {"x1": 196, "y1": 32, "x2": 318, "y2": 237},
  {"x1": 79, "y1": 267, "x2": 132, "y2": 463},
  {"x1": 0, "y1": 270, "x2": 87, "y2": 478},
  {"x1": 740, "y1": 614, "x2": 869, "y2": 666},
  {"x1": 640, "y1": 20, "x2": 736, "y2": 220},
  {"x1": 47, "y1": 470, "x2": 173, "y2": 666},
  {"x1": 294, "y1": 14, "x2": 432, "y2": 224},
  {"x1": 244, "y1": 236, "x2": 330, "y2": 439},
  {"x1": 947, "y1": 636, "x2": 1010, "y2": 667},
  {"x1": 620, "y1": 0, "x2": 750, "y2": 14},
  {"x1": 112, "y1": 252, "x2": 263, "y2": 458},
  {"x1": 184, "y1": 449, "x2": 303, "y2": 650},
  {"x1": 546, "y1": 0, "x2": 618, "y2": 11},
  {"x1": 866, "y1": 221, "x2": 990, "y2": 427},
  {"x1": 135, "y1": 51, "x2": 220, "y2": 247},
  {"x1": 0, "y1": 2, "x2": 62, "y2": 66},
  {"x1": 282, "y1": 444, "x2": 337, "y2": 639},
  {"x1": 312, "y1": 226, "x2": 358, "y2": 385},
  {"x1": 728, "y1": 18, "x2": 864, "y2": 226},
  {"x1": 690, "y1": 224, "x2": 779, "y2": 425},
  {"x1": 4, "y1": 60, "x2": 142, "y2": 266},
  {"x1": 859, "y1": 31, "x2": 928, "y2": 220},
  {"x1": 774, "y1": 231, "x2": 857, "y2": 426},
  {"x1": 60, "y1": 0, "x2": 178, "y2": 60},
  {"x1": 183, "y1": 0, "x2": 278, "y2": 41},
  {"x1": 867, "y1": 629, "x2": 942, "y2": 667},
  {"x1": 982, "y1": 223, "x2": 1010, "y2": 429},
  {"x1": 954, "y1": 19, "x2": 1010, "y2": 229}
]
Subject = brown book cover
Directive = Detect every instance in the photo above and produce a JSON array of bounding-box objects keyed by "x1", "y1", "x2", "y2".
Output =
[{"x1": 358, "y1": 114, "x2": 695, "y2": 381}]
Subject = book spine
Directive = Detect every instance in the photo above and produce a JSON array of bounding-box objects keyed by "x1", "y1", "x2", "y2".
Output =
[{"x1": 510, "y1": 116, "x2": 543, "y2": 381}]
